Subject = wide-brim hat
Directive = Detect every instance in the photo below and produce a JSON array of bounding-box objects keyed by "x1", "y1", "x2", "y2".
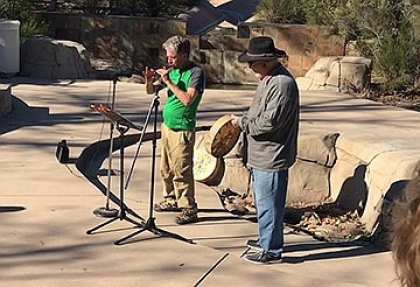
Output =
[{"x1": 238, "y1": 36, "x2": 286, "y2": 63}]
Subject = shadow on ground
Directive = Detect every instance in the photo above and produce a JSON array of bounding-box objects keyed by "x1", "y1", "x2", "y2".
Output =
[
  {"x1": 0, "y1": 206, "x2": 26, "y2": 213},
  {"x1": 0, "y1": 96, "x2": 50, "y2": 135}
]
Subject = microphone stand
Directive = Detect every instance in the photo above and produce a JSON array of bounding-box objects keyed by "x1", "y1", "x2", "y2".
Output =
[
  {"x1": 92, "y1": 75, "x2": 120, "y2": 218},
  {"x1": 115, "y1": 87, "x2": 193, "y2": 245},
  {"x1": 89, "y1": 69, "x2": 132, "y2": 219},
  {"x1": 86, "y1": 100, "x2": 145, "y2": 241},
  {"x1": 86, "y1": 119, "x2": 143, "y2": 239}
]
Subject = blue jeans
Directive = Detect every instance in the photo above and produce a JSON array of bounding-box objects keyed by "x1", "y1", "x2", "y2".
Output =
[{"x1": 252, "y1": 168, "x2": 288, "y2": 256}]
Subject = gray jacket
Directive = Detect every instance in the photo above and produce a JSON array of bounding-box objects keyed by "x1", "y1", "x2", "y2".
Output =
[{"x1": 238, "y1": 64, "x2": 300, "y2": 171}]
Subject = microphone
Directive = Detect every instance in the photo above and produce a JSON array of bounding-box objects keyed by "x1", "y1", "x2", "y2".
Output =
[{"x1": 111, "y1": 69, "x2": 133, "y2": 79}]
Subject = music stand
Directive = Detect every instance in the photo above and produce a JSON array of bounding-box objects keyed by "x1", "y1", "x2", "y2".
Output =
[
  {"x1": 86, "y1": 104, "x2": 144, "y2": 239},
  {"x1": 114, "y1": 89, "x2": 194, "y2": 245},
  {"x1": 92, "y1": 75, "x2": 122, "y2": 219}
]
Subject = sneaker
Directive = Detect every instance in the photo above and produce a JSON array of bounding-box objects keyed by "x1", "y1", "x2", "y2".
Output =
[
  {"x1": 244, "y1": 251, "x2": 282, "y2": 265},
  {"x1": 175, "y1": 208, "x2": 198, "y2": 225},
  {"x1": 153, "y1": 200, "x2": 180, "y2": 212},
  {"x1": 246, "y1": 239, "x2": 261, "y2": 249}
]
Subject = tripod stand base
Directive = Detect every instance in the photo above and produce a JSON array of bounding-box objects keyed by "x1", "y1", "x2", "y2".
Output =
[
  {"x1": 114, "y1": 217, "x2": 194, "y2": 245},
  {"x1": 93, "y1": 207, "x2": 119, "y2": 218},
  {"x1": 86, "y1": 211, "x2": 142, "y2": 236}
]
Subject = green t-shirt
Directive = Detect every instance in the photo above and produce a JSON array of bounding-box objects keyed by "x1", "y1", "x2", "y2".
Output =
[{"x1": 162, "y1": 63, "x2": 205, "y2": 130}]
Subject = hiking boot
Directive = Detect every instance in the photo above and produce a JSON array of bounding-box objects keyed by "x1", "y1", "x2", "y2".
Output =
[
  {"x1": 153, "y1": 200, "x2": 180, "y2": 212},
  {"x1": 244, "y1": 251, "x2": 282, "y2": 265},
  {"x1": 246, "y1": 238, "x2": 261, "y2": 249},
  {"x1": 175, "y1": 207, "x2": 198, "y2": 225}
]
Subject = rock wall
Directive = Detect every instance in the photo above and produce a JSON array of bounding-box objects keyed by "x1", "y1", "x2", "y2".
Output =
[
  {"x1": 193, "y1": 122, "x2": 419, "y2": 240},
  {"x1": 36, "y1": 13, "x2": 346, "y2": 83}
]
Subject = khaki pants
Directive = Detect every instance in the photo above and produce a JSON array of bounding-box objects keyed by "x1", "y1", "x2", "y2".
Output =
[{"x1": 160, "y1": 123, "x2": 196, "y2": 208}]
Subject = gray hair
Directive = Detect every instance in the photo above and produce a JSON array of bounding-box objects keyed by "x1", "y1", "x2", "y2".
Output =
[{"x1": 162, "y1": 35, "x2": 191, "y2": 56}]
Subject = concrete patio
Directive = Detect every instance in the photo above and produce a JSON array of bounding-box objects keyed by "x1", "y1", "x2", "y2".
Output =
[{"x1": 1, "y1": 78, "x2": 418, "y2": 286}]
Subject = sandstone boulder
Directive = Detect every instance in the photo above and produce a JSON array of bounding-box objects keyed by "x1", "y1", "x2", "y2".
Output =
[
  {"x1": 296, "y1": 56, "x2": 372, "y2": 93},
  {"x1": 20, "y1": 36, "x2": 92, "y2": 79}
]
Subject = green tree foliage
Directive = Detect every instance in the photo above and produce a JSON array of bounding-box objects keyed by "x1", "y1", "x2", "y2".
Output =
[
  {"x1": 355, "y1": 0, "x2": 420, "y2": 90},
  {"x1": 256, "y1": 0, "x2": 420, "y2": 91},
  {"x1": 76, "y1": 0, "x2": 197, "y2": 16},
  {"x1": 301, "y1": 0, "x2": 342, "y2": 26},
  {"x1": 0, "y1": 0, "x2": 48, "y2": 40},
  {"x1": 255, "y1": 0, "x2": 306, "y2": 24},
  {"x1": 0, "y1": 0, "x2": 197, "y2": 39}
]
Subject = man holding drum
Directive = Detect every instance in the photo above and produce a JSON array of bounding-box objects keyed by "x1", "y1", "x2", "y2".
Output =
[{"x1": 231, "y1": 36, "x2": 300, "y2": 264}]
